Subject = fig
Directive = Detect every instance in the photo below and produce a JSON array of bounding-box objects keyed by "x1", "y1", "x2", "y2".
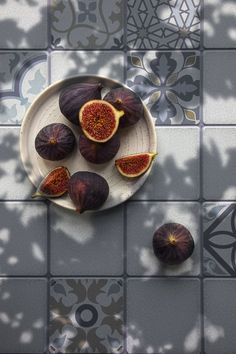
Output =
[
  {"x1": 152, "y1": 223, "x2": 194, "y2": 265},
  {"x1": 32, "y1": 166, "x2": 70, "y2": 198},
  {"x1": 79, "y1": 100, "x2": 124, "y2": 143},
  {"x1": 115, "y1": 152, "x2": 156, "y2": 178},
  {"x1": 79, "y1": 134, "x2": 120, "y2": 164},
  {"x1": 104, "y1": 87, "x2": 144, "y2": 128},
  {"x1": 35, "y1": 123, "x2": 75, "y2": 161},
  {"x1": 59, "y1": 83, "x2": 102, "y2": 125},
  {"x1": 68, "y1": 171, "x2": 109, "y2": 213}
]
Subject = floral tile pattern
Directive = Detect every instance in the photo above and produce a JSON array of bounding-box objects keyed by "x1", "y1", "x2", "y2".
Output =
[
  {"x1": 0, "y1": 52, "x2": 48, "y2": 124},
  {"x1": 51, "y1": 0, "x2": 124, "y2": 49},
  {"x1": 49, "y1": 278, "x2": 124, "y2": 353},
  {"x1": 127, "y1": 0, "x2": 201, "y2": 50},
  {"x1": 127, "y1": 51, "x2": 200, "y2": 125}
]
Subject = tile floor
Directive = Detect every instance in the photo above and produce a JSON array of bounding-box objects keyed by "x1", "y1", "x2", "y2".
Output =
[{"x1": 0, "y1": 0, "x2": 236, "y2": 353}]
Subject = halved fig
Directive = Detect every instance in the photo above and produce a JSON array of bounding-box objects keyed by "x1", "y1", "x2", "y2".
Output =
[
  {"x1": 32, "y1": 166, "x2": 70, "y2": 198},
  {"x1": 115, "y1": 152, "x2": 156, "y2": 177},
  {"x1": 79, "y1": 100, "x2": 124, "y2": 143}
]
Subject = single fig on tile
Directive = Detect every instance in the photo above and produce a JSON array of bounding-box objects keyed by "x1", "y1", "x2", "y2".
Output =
[
  {"x1": 32, "y1": 166, "x2": 70, "y2": 198},
  {"x1": 103, "y1": 87, "x2": 144, "y2": 128},
  {"x1": 79, "y1": 100, "x2": 124, "y2": 143},
  {"x1": 152, "y1": 223, "x2": 194, "y2": 265},
  {"x1": 115, "y1": 152, "x2": 156, "y2": 178},
  {"x1": 68, "y1": 171, "x2": 109, "y2": 213},
  {"x1": 79, "y1": 133, "x2": 120, "y2": 164},
  {"x1": 35, "y1": 123, "x2": 76, "y2": 161},
  {"x1": 59, "y1": 83, "x2": 102, "y2": 125}
]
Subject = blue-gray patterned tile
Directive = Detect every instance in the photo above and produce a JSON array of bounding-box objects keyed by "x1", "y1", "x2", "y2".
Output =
[
  {"x1": 203, "y1": 127, "x2": 236, "y2": 200},
  {"x1": 132, "y1": 127, "x2": 200, "y2": 200},
  {"x1": 127, "y1": 202, "x2": 200, "y2": 276},
  {"x1": 127, "y1": 51, "x2": 200, "y2": 125},
  {"x1": 0, "y1": 52, "x2": 48, "y2": 124},
  {"x1": 204, "y1": 279, "x2": 236, "y2": 354},
  {"x1": 51, "y1": 51, "x2": 124, "y2": 82},
  {"x1": 49, "y1": 278, "x2": 124, "y2": 353},
  {"x1": 0, "y1": 278, "x2": 47, "y2": 353},
  {"x1": 0, "y1": 202, "x2": 47, "y2": 276},
  {"x1": 51, "y1": 0, "x2": 124, "y2": 49},
  {"x1": 0, "y1": 0, "x2": 48, "y2": 49},
  {"x1": 50, "y1": 204, "x2": 124, "y2": 276},
  {"x1": 203, "y1": 202, "x2": 236, "y2": 276},
  {"x1": 127, "y1": 0, "x2": 201, "y2": 50},
  {"x1": 127, "y1": 279, "x2": 200, "y2": 354}
]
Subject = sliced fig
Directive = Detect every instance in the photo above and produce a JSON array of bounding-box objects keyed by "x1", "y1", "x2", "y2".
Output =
[
  {"x1": 152, "y1": 223, "x2": 194, "y2": 265},
  {"x1": 35, "y1": 123, "x2": 76, "y2": 161},
  {"x1": 115, "y1": 152, "x2": 156, "y2": 178},
  {"x1": 32, "y1": 166, "x2": 70, "y2": 198},
  {"x1": 104, "y1": 87, "x2": 144, "y2": 128},
  {"x1": 79, "y1": 133, "x2": 120, "y2": 164},
  {"x1": 79, "y1": 100, "x2": 124, "y2": 143},
  {"x1": 59, "y1": 83, "x2": 102, "y2": 125},
  {"x1": 68, "y1": 171, "x2": 109, "y2": 213}
]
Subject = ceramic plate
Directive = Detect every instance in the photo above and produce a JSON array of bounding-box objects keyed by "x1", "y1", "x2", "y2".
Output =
[{"x1": 20, "y1": 75, "x2": 157, "y2": 211}]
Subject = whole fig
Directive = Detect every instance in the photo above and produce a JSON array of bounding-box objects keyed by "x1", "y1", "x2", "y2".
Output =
[{"x1": 68, "y1": 171, "x2": 109, "y2": 213}]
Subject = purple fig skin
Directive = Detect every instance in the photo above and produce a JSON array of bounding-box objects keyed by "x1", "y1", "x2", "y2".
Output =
[
  {"x1": 103, "y1": 87, "x2": 143, "y2": 128},
  {"x1": 35, "y1": 123, "x2": 75, "y2": 161},
  {"x1": 59, "y1": 83, "x2": 102, "y2": 125},
  {"x1": 68, "y1": 171, "x2": 109, "y2": 213},
  {"x1": 152, "y1": 223, "x2": 194, "y2": 265},
  {"x1": 79, "y1": 134, "x2": 120, "y2": 164}
]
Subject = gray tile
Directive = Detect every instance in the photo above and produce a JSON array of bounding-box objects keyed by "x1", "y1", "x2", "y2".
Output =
[
  {"x1": 51, "y1": 51, "x2": 124, "y2": 83},
  {"x1": 132, "y1": 127, "x2": 200, "y2": 200},
  {"x1": 203, "y1": 127, "x2": 236, "y2": 200},
  {"x1": 127, "y1": 278, "x2": 201, "y2": 354},
  {"x1": 127, "y1": 51, "x2": 200, "y2": 125},
  {"x1": 127, "y1": 202, "x2": 200, "y2": 276},
  {"x1": 204, "y1": 0, "x2": 236, "y2": 48},
  {"x1": 0, "y1": 278, "x2": 47, "y2": 353},
  {"x1": 0, "y1": 0, "x2": 48, "y2": 49},
  {"x1": 50, "y1": 204, "x2": 124, "y2": 276},
  {"x1": 51, "y1": 0, "x2": 124, "y2": 49},
  {"x1": 0, "y1": 52, "x2": 48, "y2": 124},
  {"x1": 127, "y1": 0, "x2": 201, "y2": 49},
  {"x1": 204, "y1": 279, "x2": 236, "y2": 354},
  {"x1": 49, "y1": 278, "x2": 124, "y2": 353},
  {"x1": 203, "y1": 51, "x2": 236, "y2": 124}
]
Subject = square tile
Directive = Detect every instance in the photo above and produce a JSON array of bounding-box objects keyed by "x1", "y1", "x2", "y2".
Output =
[
  {"x1": 127, "y1": 51, "x2": 200, "y2": 125},
  {"x1": 49, "y1": 278, "x2": 124, "y2": 353},
  {"x1": 127, "y1": 202, "x2": 200, "y2": 276},
  {"x1": 132, "y1": 127, "x2": 200, "y2": 200},
  {"x1": 127, "y1": 0, "x2": 201, "y2": 49},
  {"x1": 203, "y1": 51, "x2": 236, "y2": 124},
  {"x1": 204, "y1": 0, "x2": 236, "y2": 48},
  {"x1": 50, "y1": 204, "x2": 124, "y2": 276},
  {"x1": 0, "y1": 278, "x2": 47, "y2": 353},
  {"x1": 127, "y1": 279, "x2": 200, "y2": 354},
  {"x1": 203, "y1": 127, "x2": 236, "y2": 200},
  {"x1": 204, "y1": 279, "x2": 236, "y2": 354},
  {"x1": 203, "y1": 202, "x2": 236, "y2": 276},
  {"x1": 0, "y1": 202, "x2": 47, "y2": 276},
  {"x1": 51, "y1": 51, "x2": 124, "y2": 83},
  {"x1": 51, "y1": 0, "x2": 124, "y2": 49},
  {"x1": 0, "y1": 0, "x2": 48, "y2": 49},
  {"x1": 0, "y1": 51, "x2": 48, "y2": 124}
]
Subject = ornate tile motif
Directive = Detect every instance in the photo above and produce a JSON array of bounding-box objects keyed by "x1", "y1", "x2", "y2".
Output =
[
  {"x1": 127, "y1": 0, "x2": 201, "y2": 49},
  {"x1": 49, "y1": 279, "x2": 124, "y2": 353},
  {"x1": 127, "y1": 51, "x2": 200, "y2": 124},
  {"x1": 51, "y1": 0, "x2": 124, "y2": 49}
]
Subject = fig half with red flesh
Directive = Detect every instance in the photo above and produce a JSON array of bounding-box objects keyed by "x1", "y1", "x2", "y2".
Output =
[
  {"x1": 152, "y1": 223, "x2": 194, "y2": 265},
  {"x1": 115, "y1": 152, "x2": 156, "y2": 177},
  {"x1": 79, "y1": 100, "x2": 124, "y2": 143}
]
